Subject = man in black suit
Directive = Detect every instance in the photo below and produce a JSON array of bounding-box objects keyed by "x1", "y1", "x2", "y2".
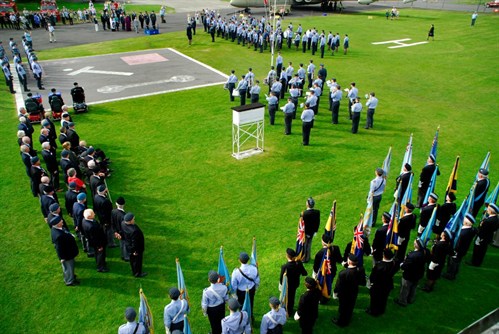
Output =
[
  {"x1": 66, "y1": 122, "x2": 80, "y2": 150},
  {"x1": 313, "y1": 234, "x2": 343, "y2": 288},
  {"x1": 280, "y1": 248, "x2": 307, "y2": 316},
  {"x1": 372, "y1": 212, "x2": 390, "y2": 264},
  {"x1": 297, "y1": 277, "x2": 322, "y2": 334},
  {"x1": 418, "y1": 193, "x2": 439, "y2": 236},
  {"x1": 82, "y1": 208, "x2": 108, "y2": 272},
  {"x1": 30, "y1": 156, "x2": 47, "y2": 197},
  {"x1": 417, "y1": 155, "x2": 439, "y2": 208},
  {"x1": 111, "y1": 196, "x2": 129, "y2": 261},
  {"x1": 395, "y1": 163, "x2": 412, "y2": 204},
  {"x1": 60, "y1": 150, "x2": 77, "y2": 184},
  {"x1": 93, "y1": 184, "x2": 116, "y2": 248},
  {"x1": 50, "y1": 215, "x2": 79, "y2": 286},
  {"x1": 20, "y1": 145, "x2": 32, "y2": 177},
  {"x1": 396, "y1": 203, "x2": 417, "y2": 262},
  {"x1": 394, "y1": 239, "x2": 428, "y2": 307},
  {"x1": 471, "y1": 203, "x2": 499, "y2": 267},
  {"x1": 332, "y1": 254, "x2": 366, "y2": 327},
  {"x1": 121, "y1": 213, "x2": 147, "y2": 277},
  {"x1": 89, "y1": 167, "x2": 105, "y2": 198},
  {"x1": 367, "y1": 249, "x2": 397, "y2": 316},
  {"x1": 444, "y1": 213, "x2": 477, "y2": 280},
  {"x1": 434, "y1": 192, "x2": 456, "y2": 235},
  {"x1": 41, "y1": 142, "x2": 60, "y2": 190},
  {"x1": 40, "y1": 185, "x2": 58, "y2": 221},
  {"x1": 302, "y1": 197, "x2": 320, "y2": 263},
  {"x1": 472, "y1": 168, "x2": 490, "y2": 218}
]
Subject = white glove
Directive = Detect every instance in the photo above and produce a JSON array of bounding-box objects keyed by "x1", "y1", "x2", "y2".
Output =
[
  {"x1": 165, "y1": 329, "x2": 170, "y2": 334},
  {"x1": 312, "y1": 271, "x2": 317, "y2": 279},
  {"x1": 341, "y1": 261, "x2": 347, "y2": 267},
  {"x1": 397, "y1": 237, "x2": 405, "y2": 246},
  {"x1": 294, "y1": 311, "x2": 300, "y2": 321},
  {"x1": 429, "y1": 261, "x2": 439, "y2": 270},
  {"x1": 418, "y1": 225, "x2": 425, "y2": 234},
  {"x1": 475, "y1": 237, "x2": 481, "y2": 246},
  {"x1": 366, "y1": 277, "x2": 371, "y2": 289},
  {"x1": 332, "y1": 293, "x2": 338, "y2": 300},
  {"x1": 314, "y1": 232, "x2": 317, "y2": 237},
  {"x1": 278, "y1": 283, "x2": 282, "y2": 292}
]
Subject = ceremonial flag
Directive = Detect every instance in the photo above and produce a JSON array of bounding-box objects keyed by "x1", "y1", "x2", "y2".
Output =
[
  {"x1": 451, "y1": 193, "x2": 475, "y2": 248},
  {"x1": 485, "y1": 181, "x2": 499, "y2": 206},
  {"x1": 218, "y1": 246, "x2": 233, "y2": 294},
  {"x1": 420, "y1": 206, "x2": 438, "y2": 247},
  {"x1": 316, "y1": 246, "x2": 333, "y2": 300},
  {"x1": 427, "y1": 127, "x2": 439, "y2": 164},
  {"x1": 385, "y1": 202, "x2": 399, "y2": 251},
  {"x1": 324, "y1": 201, "x2": 337, "y2": 242},
  {"x1": 363, "y1": 194, "x2": 373, "y2": 229},
  {"x1": 350, "y1": 216, "x2": 365, "y2": 268},
  {"x1": 388, "y1": 198, "x2": 398, "y2": 222},
  {"x1": 279, "y1": 272, "x2": 288, "y2": 317},
  {"x1": 250, "y1": 237, "x2": 258, "y2": 267},
  {"x1": 295, "y1": 215, "x2": 305, "y2": 261},
  {"x1": 183, "y1": 315, "x2": 192, "y2": 334},
  {"x1": 176, "y1": 258, "x2": 189, "y2": 305},
  {"x1": 400, "y1": 134, "x2": 413, "y2": 174},
  {"x1": 242, "y1": 289, "x2": 252, "y2": 327},
  {"x1": 139, "y1": 288, "x2": 154, "y2": 334},
  {"x1": 445, "y1": 156, "x2": 460, "y2": 198},
  {"x1": 423, "y1": 166, "x2": 439, "y2": 206},
  {"x1": 400, "y1": 173, "x2": 414, "y2": 207},
  {"x1": 383, "y1": 146, "x2": 392, "y2": 178},
  {"x1": 476, "y1": 151, "x2": 491, "y2": 181}
]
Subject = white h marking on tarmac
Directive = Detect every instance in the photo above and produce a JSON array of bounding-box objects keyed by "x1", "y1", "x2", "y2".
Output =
[
  {"x1": 372, "y1": 39, "x2": 429, "y2": 49},
  {"x1": 67, "y1": 66, "x2": 134, "y2": 76}
]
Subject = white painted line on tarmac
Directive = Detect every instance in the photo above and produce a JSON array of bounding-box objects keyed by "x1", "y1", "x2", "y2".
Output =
[
  {"x1": 97, "y1": 75, "x2": 195, "y2": 93},
  {"x1": 66, "y1": 66, "x2": 134, "y2": 76},
  {"x1": 372, "y1": 38, "x2": 412, "y2": 44},
  {"x1": 168, "y1": 48, "x2": 229, "y2": 79}
]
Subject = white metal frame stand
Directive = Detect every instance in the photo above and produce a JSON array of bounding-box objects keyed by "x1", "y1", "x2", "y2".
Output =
[{"x1": 231, "y1": 103, "x2": 265, "y2": 160}]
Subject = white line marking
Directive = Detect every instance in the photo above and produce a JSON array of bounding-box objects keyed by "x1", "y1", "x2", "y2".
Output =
[
  {"x1": 389, "y1": 41, "x2": 429, "y2": 48},
  {"x1": 97, "y1": 75, "x2": 195, "y2": 93},
  {"x1": 372, "y1": 38, "x2": 411, "y2": 45},
  {"x1": 168, "y1": 48, "x2": 229, "y2": 79},
  {"x1": 67, "y1": 66, "x2": 134, "y2": 76},
  {"x1": 87, "y1": 81, "x2": 227, "y2": 105}
]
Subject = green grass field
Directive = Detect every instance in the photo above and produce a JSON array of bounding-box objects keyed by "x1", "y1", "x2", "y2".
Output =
[{"x1": 1, "y1": 8, "x2": 498, "y2": 334}]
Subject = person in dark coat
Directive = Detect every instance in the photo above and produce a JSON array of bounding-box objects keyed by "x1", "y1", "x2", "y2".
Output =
[
  {"x1": 296, "y1": 277, "x2": 322, "y2": 334},
  {"x1": 40, "y1": 186, "x2": 58, "y2": 220},
  {"x1": 417, "y1": 155, "x2": 439, "y2": 208},
  {"x1": 111, "y1": 196, "x2": 129, "y2": 261},
  {"x1": 471, "y1": 203, "x2": 499, "y2": 267},
  {"x1": 313, "y1": 234, "x2": 342, "y2": 287},
  {"x1": 93, "y1": 184, "x2": 116, "y2": 248},
  {"x1": 82, "y1": 208, "x2": 108, "y2": 272},
  {"x1": 121, "y1": 212, "x2": 147, "y2": 277},
  {"x1": 395, "y1": 163, "x2": 412, "y2": 204},
  {"x1": 422, "y1": 231, "x2": 452, "y2": 292},
  {"x1": 443, "y1": 213, "x2": 477, "y2": 280},
  {"x1": 332, "y1": 254, "x2": 366, "y2": 327},
  {"x1": 41, "y1": 142, "x2": 60, "y2": 190},
  {"x1": 342, "y1": 227, "x2": 372, "y2": 268},
  {"x1": 418, "y1": 193, "x2": 439, "y2": 236},
  {"x1": 186, "y1": 23, "x2": 192, "y2": 45},
  {"x1": 396, "y1": 203, "x2": 417, "y2": 262},
  {"x1": 372, "y1": 212, "x2": 390, "y2": 264},
  {"x1": 367, "y1": 249, "x2": 398, "y2": 316},
  {"x1": 394, "y1": 239, "x2": 428, "y2": 307},
  {"x1": 64, "y1": 182, "x2": 79, "y2": 218},
  {"x1": 280, "y1": 248, "x2": 307, "y2": 316},
  {"x1": 50, "y1": 215, "x2": 79, "y2": 286},
  {"x1": 472, "y1": 168, "x2": 490, "y2": 218},
  {"x1": 434, "y1": 193, "x2": 456, "y2": 235},
  {"x1": 302, "y1": 197, "x2": 320, "y2": 263}
]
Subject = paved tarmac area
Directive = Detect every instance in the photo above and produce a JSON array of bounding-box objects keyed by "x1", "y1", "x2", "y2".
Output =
[{"x1": 23, "y1": 48, "x2": 227, "y2": 105}]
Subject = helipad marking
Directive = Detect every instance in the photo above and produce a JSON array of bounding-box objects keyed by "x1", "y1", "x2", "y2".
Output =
[
  {"x1": 67, "y1": 66, "x2": 134, "y2": 76},
  {"x1": 97, "y1": 75, "x2": 195, "y2": 93},
  {"x1": 372, "y1": 38, "x2": 428, "y2": 48},
  {"x1": 121, "y1": 53, "x2": 168, "y2": 65}
]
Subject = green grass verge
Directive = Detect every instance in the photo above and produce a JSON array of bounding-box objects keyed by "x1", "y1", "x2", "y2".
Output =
[
  {"x1": 0, "y1": 8, "x2": 498, "y2": 334},
  {"x1": 16, "y1": 1, "x2": 175, "y2": 14}
]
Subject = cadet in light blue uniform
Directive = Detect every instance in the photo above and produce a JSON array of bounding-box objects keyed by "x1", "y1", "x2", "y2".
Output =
[
  {"x1": 226, "y1": 70, "x2": 238, "y2": 102},
  {"x1": 221, "y1": 298, "x2": 251, "y2": 334},
  {"x1": 282, "y1": 97, "x2": 295, "y2": 135},
  {"x1": 236, "y1": 75, "x2": 248, "y2": 106},
  {"x1": 231, "y1": 252, "x2": 260, "y2": 321},
  {"x1": 330, "y1": 85, "x2": 342, "y2": 124},
  {"x1": 260, "y1": 297, "x2": 287, "y2": 334},
  {"x1": 351, "y1": 97, "x2": 362, "y2": 134},
  {"x1": 266, "y1": 92, "x2": 279, "y2": 125},
  {"x1": 118, "y1": 307, "x2": 146, "y2": 334},
  {"x1": 164, "y1": 287, "x2": 189, "y2": 333},
  {"x1": 365, "y1": 92, "x2": 378, "y2": 129},
  {"x1": 249, "y1": 80, "x2": 261, "y2": 104},
  {"x1": 202, "y1": 270, "x2": 228, "y2": 334},
  {"x1": 301, "y1": 103, "x2": 315, "y2": 146}
]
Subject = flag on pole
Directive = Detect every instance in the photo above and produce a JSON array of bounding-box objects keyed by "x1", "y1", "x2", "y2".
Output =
[
  {"x1": 423, "y1": 166, "x2": 439, "y2": 206},
  {"x1": 139, "y1": 288, "x2": 154, "y2": 334},
  {"x1": 400, "y1": 174, "x2": 414, "y2": 207},
  {"x1": 363, "y1": 194, "x2": 373, "y2": 229},
  {"x1": 485, "y1": 181, "x2": 499, "y2": 205},
  {"x1": 445, "y1": 156, "x2": 460, "y2": 198},
  {"x1": 279, "y1": 272, "x2": 288, "y2": 317},
  {"x1": 295, "y1": 215, "x2": 305, "y2": 261},
  {"x1": 350, "y1": 216, "x2": 366, "y2": 268},
  {"x1": 420, "y1": 206, "x2": 438, "y2": 247},
  {"x1": 385, "y1": 202, "x2": 399, "y2": 251},
  {"x1": 400, "y1": 134, "x2": 413, "y2": 174},
  {"x1": 475, "y1": 151, "x2": 491, "y2": 181},
  {"x1": 324, "y1": 201, "x2": 337, "y2": 242},
  {"x1": 427, "y1": 127, "x2": 439, "y2": 164},
  {"x1": 383, "y1": 146, "x2": 392, "y2": 179},
  {"x1": 176, "y1": 258, "x2": 189, "y2": 305},
  {"x1": 218, "y1": 246, "x2": 233, "y2": 294},
  {"x1": 250, "y1": 237, "x2": 258, "y2": 267},
  {"x1": 242, "y1": 289, "x2": 252, "y2": 328},
  {"x1": 451, "y1": 193, "x2": 475, "y2": 248},
  {"x1": 183, "y1": 315, "x2": 192, "y2": 334},
  {"x1": 316, "y1": 246, "x2": 333, "y2": 300}
]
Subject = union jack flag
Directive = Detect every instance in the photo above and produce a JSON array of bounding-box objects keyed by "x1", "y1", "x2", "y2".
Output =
[
  {"x1": 295, "y1": 214, "x2": 305, "y2": 261},
  {"x1": 317, "y1": 247, "x2": 332, "y2": 299},
  {"x1": 350, "y1": 216, "x2": 365, "y2": 267}
]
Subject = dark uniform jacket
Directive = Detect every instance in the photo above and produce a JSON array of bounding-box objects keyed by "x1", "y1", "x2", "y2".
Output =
[
  {"x1": 370, "y1": 260, "x2": 397, "y2": 292},
  {"x1": 435, "y1": 202, "x2": 456, "y2": 234},
  {"x1": 401, "y1": 249, "x2": 427, "y2": 282},
  {"x1": 454, "y1": 227, "x2": 477, "y2": 260},
  {"x1": 302, "y1": 209, "x2": 320, "y2": 236},
  {"x1": 280, "y1": 260, "x2": 308, "y2": 289},
  {"x1": 334, "y1": 266, "x2": 366, "y2": 300},
  {"x1": 420, "y1": 204, "x2": 438, "y2": 228},
  {"x1": 51, "y1": 227, "x2": 79, "y2": 260},
  {"x1": 297, "y1": 288, "x2": 322, "y2": 322},
  {"x1": 477, "y1": 215, "x2": 499, "y2": 244},
  {"x1": 82, "y1": 218, "x2": 106, "y2": 249},
  {"x1": 111, "y1": 208, "x2": 125, "y2": 236},
  {"x1": 313, "y1": 245, "x2": 342, "y2": 276},
  {"x1": 372, "y1": 224, "x2": 389, "y2": 261},
  {"x1": 121, "y1": 223, "x2": 145, "y2": 254},
  {"x1": 398, "y1": 214, "x2": 417, "y2": 240},
  {"x1": 93, "y1": 194, "x2": 113, "y2": 226}
]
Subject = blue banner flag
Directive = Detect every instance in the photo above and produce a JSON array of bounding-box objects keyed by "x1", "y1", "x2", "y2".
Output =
[
  {"x1": 423, "y1": 166, "x2": 439, "y2": 206},
  {"x1": 427, "y1": 127, "x2": 439, "y2": 164},
  {"x1": 242, "y1": 289, "x2": 252, "y2": 328},
  {"x1": 420, "y1": 206, "x2": 438, "y2": 247},
  {"x1": 176, "y1": 258, "x2": 189, "y2": 305},
  {"x1": 363, "y1": 194, "x2": 373, "y2": 229},
  {"x1": 400, "y1": 134, "x2": 413, "y2": 174},
  {"x1": 485, "y1": 181, "x2": 499, "y2": 206},
  {"x1": 250, "y1": 237, "x2": 258, "y2": 267},
  {"x1": 183, "y1": 315, "x2": 192, "y2": 334},
  {"x1": 476, "y1": 152, "x2": 491, "y2": 181},
  {"x1": 383, "y1": 146, "x2": 392, "y2": 179},
  {"x1": 218, "y1": 246, "x2": 233, "y2": 294},
  {"x1": 279, "y1": 272, "x2": 288, "y2": 317},
  {"x1": 139, "y1": 288, "x2": 154, "y2": 334}
]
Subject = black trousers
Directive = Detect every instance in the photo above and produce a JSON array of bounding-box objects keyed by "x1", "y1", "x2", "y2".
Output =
[
  {"x1": 372, "y1": 194, "x2": 382, "y2": 226},
  {"x1": 269, "y1": 105, "x2": 277, "y2": 125},
  {"x1": 239, "y1": 89, "x2": 247, "y2": 105},
  {"x1": 331, "y1": 101, "x2": 340, "y2": 124},
  {"x1": 302, "y1": 121, "x2": 312, "y2": 145},
  {"x1": 95, "y1": 247, "x2": 107, "y2": 270},
  {"x1": 130, "y1": 251, "x2": 143, "y2": 276},
  {"x1": 284, "y1": 114, "x2": 293, "y2": 134},
  {"x1": 207, "y1": 303, "x2": 225, "y2": 334},
  {"x1": 337, "y1": 295, "x2": 357, "y2": 326},
  {"x1": 369, "y1": 287, "x2": 391, "y2": 316}
]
